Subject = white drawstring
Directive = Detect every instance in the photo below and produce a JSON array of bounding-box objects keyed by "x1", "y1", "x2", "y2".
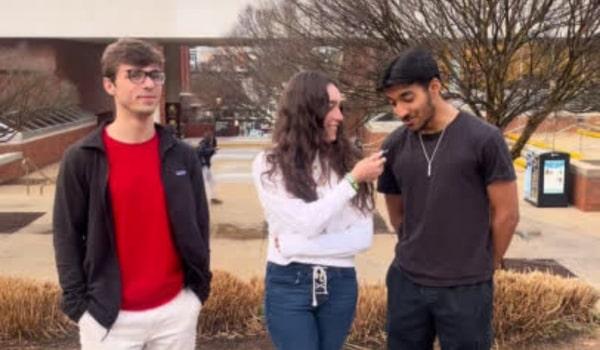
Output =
[{"x1": 312, "y1": 266, "x2": 328, "y2": 307}]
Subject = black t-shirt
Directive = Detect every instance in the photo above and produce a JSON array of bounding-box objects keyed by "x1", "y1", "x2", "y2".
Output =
[{"x1": 377, "y1": 112, "x2": 516, "y2": 286}]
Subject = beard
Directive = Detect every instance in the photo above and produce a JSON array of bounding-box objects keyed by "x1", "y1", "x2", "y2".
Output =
[{"x1": 416, "y1": 93, "x2": 436, "y2": 133}]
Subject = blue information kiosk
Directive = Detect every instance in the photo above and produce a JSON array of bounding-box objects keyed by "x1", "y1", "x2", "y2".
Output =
[{"x1": 523, "y1": 150, "x2": 570, "y2": 207}]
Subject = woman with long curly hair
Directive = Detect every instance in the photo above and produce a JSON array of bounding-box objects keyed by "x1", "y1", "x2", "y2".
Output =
[{"x1": 252, "y1": 71, "x2": 385, "y2": 350}]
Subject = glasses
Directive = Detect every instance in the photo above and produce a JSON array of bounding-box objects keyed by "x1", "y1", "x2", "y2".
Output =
[{"x1": 125, "y1": 69, "x2": 166, "y2": 85}]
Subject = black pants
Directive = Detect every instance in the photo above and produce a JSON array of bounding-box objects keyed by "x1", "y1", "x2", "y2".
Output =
[{"x1": 386, "y1": 264, "x2": 493, "y2": 350}]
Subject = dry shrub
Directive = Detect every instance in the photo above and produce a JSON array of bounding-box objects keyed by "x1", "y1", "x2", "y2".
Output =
[
  {"x1": 0, "y1": 269, "x2": 598, "y2": 347},
  {"x1": 248, "y1": 276, "x2": 265, "y2": 304},
  {"x1": 494, "y1": 270, "x2": 599, "y2": 345},
  {"x1": 345, "y1": 271, "x2": 599, "y2": 346},
  {"x1": 198, "y1": 270, "x2": 264, "y2": 337},
  {"x1": 0, "y1": 276, "x2": 73, "y2": 341},
  {"x1": 348, "y1": 283, "x2": 387, "y2": 345}
]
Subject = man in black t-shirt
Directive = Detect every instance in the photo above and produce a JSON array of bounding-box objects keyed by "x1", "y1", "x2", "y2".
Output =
[{"x1": 377, "y1": 48, "x2": 519, "y2": 349}]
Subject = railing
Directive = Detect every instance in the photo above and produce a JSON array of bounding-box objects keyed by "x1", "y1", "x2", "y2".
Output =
[
  {"x1": 506, "y1": 114, "x2": 597, "y2": 158},
  {"x1": 548, "y1": 118, "x2": 600, "y2": 155},
  {"x1": 20, "y1": 157, "x2": 54, "y2": 195}
]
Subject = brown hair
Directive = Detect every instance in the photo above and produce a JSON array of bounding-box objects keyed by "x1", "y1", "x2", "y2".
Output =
[
  {"x1": 264, "y1": 71, "x2": 374, "y2": 212},
  {"x1": 101, "y1": 38, "x2": 164, "y2": 80}
]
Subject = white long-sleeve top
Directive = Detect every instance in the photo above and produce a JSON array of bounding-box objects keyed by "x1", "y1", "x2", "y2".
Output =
[{"x1": 252, "y1": 151, "x2": 373, "y2": 268}]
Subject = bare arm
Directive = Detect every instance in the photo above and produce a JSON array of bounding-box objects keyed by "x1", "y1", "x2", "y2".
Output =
[
  {"x1": 487, "y1": 180, "x2": 519, "y2": 269},
  {"x1": 384, "y1": 194, "x2": 404, "y2": 237}
]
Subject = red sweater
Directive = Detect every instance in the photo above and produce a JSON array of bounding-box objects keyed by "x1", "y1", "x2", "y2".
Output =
[{"x1": 103, "y1": 130, "x2": 183, "y2": 310}]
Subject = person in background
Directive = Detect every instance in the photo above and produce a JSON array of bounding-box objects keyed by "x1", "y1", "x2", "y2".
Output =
[{"x1": 197, "y1": 130, "x2": 222, "y2": 204}]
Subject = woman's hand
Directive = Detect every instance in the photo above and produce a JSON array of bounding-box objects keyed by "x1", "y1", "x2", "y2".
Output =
[{"x1": 350, "y1": 151, "x2": 386, "y2": 183}]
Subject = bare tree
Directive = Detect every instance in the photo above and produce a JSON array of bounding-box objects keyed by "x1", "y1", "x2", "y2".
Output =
[
  {"x1": 230, "y1": 3, "x2": 382, "y2": 133},
  {"x1": 234, "y1": 0, "x2": 600, "y2": 158},
  {"x1": 190, "y1": 46, "x2": 279, "y2": 121},
  {"x1": 0, "y1": 65, "x2": 79, "y2": 142}
]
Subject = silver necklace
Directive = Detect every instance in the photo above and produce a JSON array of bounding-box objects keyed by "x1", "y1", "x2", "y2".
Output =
[{"x1": 418, "y1": 128, "x2": 446, "y2": 178}]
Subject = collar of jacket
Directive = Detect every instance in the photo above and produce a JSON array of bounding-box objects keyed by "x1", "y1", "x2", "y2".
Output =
[{"x1": 79, "y1": 121, "x2": 177, "y2": 158}]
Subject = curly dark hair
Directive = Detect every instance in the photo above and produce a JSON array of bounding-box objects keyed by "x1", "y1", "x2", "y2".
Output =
[{"x1": 263, "y1": 71, "x2": 374, "y2": 213}]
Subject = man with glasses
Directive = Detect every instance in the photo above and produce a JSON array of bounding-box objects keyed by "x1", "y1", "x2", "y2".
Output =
[{"x1": 53, "y1": 38, "x2": 211, "y2": 349}]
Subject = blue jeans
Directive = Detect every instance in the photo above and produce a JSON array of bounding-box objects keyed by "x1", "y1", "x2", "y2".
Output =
[
  {"x1": 265, "y1": 262, "x2": 358, "y2": 350},
  {"x1": 386, "y1": 264, "x2": 493, "y2": 350}
]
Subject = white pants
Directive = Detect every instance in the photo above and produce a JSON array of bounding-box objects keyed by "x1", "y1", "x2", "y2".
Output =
[
  {"x1": 78, "y1": 288, "x2": 202, "y2": 350},
  {"x1": 202, "y1": 166, "x2": 217, "y2": 200}
]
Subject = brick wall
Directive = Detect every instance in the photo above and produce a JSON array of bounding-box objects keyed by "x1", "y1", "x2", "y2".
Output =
[
  {"x1": 571, "y1": 170, "x2": 600, "y2": 212},
  {"x1": 0, "y1": 155, "x2": 24, "y2": 183},
  {"x1": 0, "y1": 123, "x2": 96, "y2": 183}
]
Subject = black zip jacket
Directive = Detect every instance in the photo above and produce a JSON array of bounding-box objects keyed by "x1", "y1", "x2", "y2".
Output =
[{"x1": 52, "y1": 123, "x2": 211, "y2": 329}]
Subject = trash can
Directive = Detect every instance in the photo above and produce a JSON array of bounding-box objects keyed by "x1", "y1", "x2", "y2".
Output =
[{"x1": 524, "y1": 150, "x2": 570, "y2": 207}]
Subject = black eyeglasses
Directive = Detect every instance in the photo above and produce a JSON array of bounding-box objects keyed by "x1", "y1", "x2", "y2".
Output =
[{"x1": 125, "y1": 69, "x2": 166, "y2": 85}]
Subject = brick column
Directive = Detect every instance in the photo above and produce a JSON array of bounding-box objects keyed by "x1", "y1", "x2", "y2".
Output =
[{"x1": 570, "y1": 160, "x2": 600, "y2": 211}]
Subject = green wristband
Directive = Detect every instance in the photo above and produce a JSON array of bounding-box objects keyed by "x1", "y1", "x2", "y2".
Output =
[{"x1": 345, "y1": 173, "x2": 359, "y2": 192}]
